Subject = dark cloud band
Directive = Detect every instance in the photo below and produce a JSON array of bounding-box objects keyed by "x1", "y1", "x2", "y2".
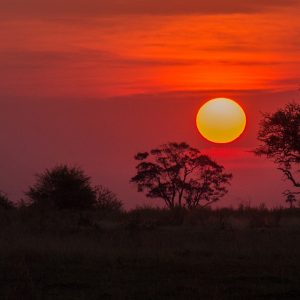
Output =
[{"x1": 1, "y1": 0, "x2": 298, "y2": 17}]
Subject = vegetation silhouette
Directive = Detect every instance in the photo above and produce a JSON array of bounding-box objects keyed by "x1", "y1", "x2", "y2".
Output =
[
  {"x1": 0, "y1": 137, "x2": 299, "y2": 299},
  {"x1": 0, "y1": 191, "x2": 14, "y2": 210},
  {"x1": 255, "y1": 102, "x2": 300, "y2": 199},
  {"x1": 131, "y1": 142, "x2": 232, "y2": 209},
  {"x1": 94, "y1": 185, "x2": 123, "y2": 213},
  {"x1": 0, "y1": 203, "x2": 300, "y2": 300},
  {"x1": 26, "y1": 165, "x2": 96, "y2": 210},
  {"x1": 25, "y1": 164, "x2": 123, "y2": 213},
  {"x1": 285, "y1": 192, "x2": 297, "y2": 208}
]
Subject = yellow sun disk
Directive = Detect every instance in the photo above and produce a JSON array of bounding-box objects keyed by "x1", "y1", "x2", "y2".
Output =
[{"x1": 196, "y1": 98, "x2": 246, "y2": 143}]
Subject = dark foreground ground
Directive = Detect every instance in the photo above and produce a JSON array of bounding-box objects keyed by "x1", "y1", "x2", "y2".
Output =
[{"x1": 0, "y1": 207, "x2": 300, "y2": 300}]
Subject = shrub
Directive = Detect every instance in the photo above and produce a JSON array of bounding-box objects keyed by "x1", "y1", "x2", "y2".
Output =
[
  {"x1": 0, "y1": 191, "x2": 14, "y2": 210},
  {"x1": 26, "y1": 165, "x2": 96, "y2": 210},
  {"x1": 94, "y1": 185, "x2": 123, "y2": 213}
]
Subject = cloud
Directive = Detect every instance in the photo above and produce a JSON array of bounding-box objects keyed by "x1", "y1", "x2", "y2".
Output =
[
  {"x1": 0, "y1": 49, "x2": 291, "y2": 71},
  {"x1": 1, "y1": 0, "x2": 298, "y2": 18},
  {"x1": 0, "y1": 49, "x2": 196, "y2": 71},
  {"x1": 0, "y1": 49, "x2": 115, "y2": 69}
]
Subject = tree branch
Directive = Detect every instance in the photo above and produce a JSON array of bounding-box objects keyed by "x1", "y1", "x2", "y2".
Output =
[{"x1": 278, "y1": 168, "x2": 300, "y2": 188}]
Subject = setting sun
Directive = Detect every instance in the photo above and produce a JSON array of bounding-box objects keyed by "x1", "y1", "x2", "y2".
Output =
[{"x1": 196, "y1": 98, "x2": 247, "y2": 144}]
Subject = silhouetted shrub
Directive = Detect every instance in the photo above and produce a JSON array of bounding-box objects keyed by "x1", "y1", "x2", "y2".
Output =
[
  {"x1": 26, "y1": 165, "x2": 96, "y2": 210},
  {"x1": 0, "y1": 191, "x2": 14, "y2": 210},
  {"x1": 94, "y1": 185, "x2": 123, "y2": 213}
]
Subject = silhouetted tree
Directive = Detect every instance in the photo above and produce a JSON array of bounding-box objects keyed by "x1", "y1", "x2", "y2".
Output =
[
  {"x1": 285, "y1": 192, "x2": 297, "y2": 209},
  {"x1": 131, "y1": 142, "x2": 232, "y2": 209},
  {"x1": 94, "y1": 185, "x2": 123, "y2": 213},
  {"x1": 254, "y1": 103, "x2": 300, "y2": 196},
  {"x1": 26, "y1": 165, "x2": 96, "y2": 210},
  {"x1": 0, "y1": 191, "x2": 14, "y2": 210}
]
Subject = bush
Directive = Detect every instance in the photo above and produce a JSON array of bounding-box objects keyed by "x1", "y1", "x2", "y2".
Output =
[
  {"x1": 94, "y1": 185, "x2": 123, "y2": 213},
  {"x1": 26, "y1": 165, "x2": 96, "y2": 210},
  {"x1": 0, "y1": 191, "x2": 14, "y2": 210}
]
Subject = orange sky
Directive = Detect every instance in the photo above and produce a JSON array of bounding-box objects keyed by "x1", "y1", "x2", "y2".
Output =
[
  {"x1": 0, "y1": 1, "x2": 300, "y2": 208},
  {"x1": 1, "y1": 1, "x2": 300, "y2": 97}
]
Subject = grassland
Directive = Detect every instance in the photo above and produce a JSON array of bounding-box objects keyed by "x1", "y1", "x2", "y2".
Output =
[{"x1": 0, "y1": 207, "x2": 299, "y2": 300}]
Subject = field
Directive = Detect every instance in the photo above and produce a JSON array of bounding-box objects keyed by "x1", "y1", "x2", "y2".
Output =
[{"x1": 0, "y1": 207, "x2": 300, "y2": 300}]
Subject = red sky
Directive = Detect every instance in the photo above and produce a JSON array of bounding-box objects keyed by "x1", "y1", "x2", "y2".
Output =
[{"x1": 0, "y1": 0, "x2": 300, "y2": 208}]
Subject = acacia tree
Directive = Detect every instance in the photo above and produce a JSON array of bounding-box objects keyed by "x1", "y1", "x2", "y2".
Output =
[
  {"x1": 254, "y1": 103, "x2": 300, "y2": 196},
  {"x1": 131, "y1": 142, "x2": 232, "y2": 209}
]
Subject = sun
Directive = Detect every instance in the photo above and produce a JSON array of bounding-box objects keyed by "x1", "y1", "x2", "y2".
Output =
[{"x1": 196, "y1": 98, "x2": 246, "y2": 144}]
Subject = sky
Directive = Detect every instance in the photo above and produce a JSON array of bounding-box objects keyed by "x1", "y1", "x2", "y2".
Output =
[{"x1": 1, "y1": 0, "x2": 300, "y2": 208}]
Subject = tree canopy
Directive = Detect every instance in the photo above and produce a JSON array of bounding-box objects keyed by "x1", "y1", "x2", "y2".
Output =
[
  {"x1": 254, "y1": 102, "x2": 300, "y2": 195},
  {"x1": 131, "y1": 142, "x2": 232, "y2": 209}
]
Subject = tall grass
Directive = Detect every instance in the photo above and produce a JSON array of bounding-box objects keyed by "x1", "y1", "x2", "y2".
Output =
[{"x1": 0, "y1": 205, "x2": 299, "y2": 299}]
